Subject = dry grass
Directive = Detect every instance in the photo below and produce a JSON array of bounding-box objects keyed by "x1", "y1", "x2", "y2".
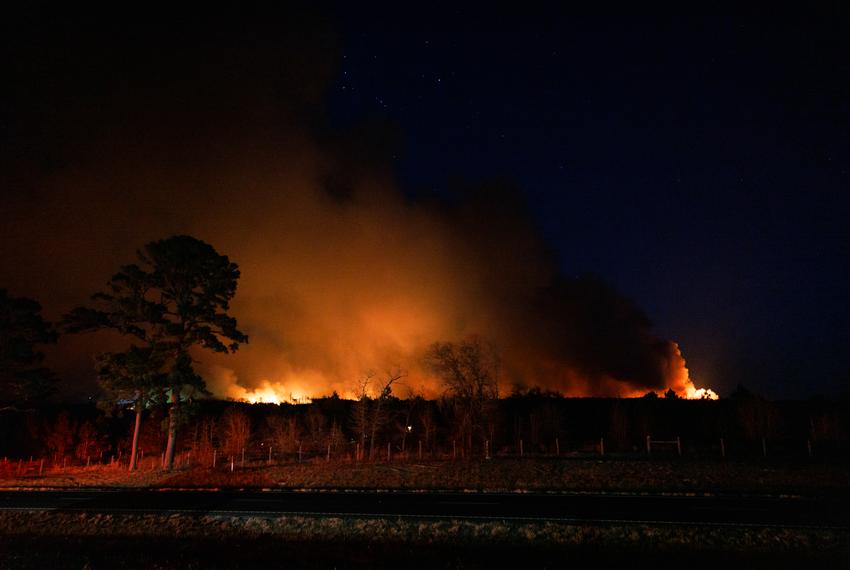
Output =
[{"x1": 2, "y1": 456, "x2": 849, "y2": 496}]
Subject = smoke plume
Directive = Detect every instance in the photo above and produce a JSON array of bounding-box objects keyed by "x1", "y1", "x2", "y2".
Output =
[{"x1": 0, "y1": 13, "x2": 709, "y2": 400}]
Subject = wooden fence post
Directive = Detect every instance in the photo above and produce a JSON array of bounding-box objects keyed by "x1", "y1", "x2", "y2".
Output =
[
  {"x1": 519, "y1": 439, "x2": 524, "y2": 457},
  {"x1": 555, "y1": 438, "x2": 560, "y2": 456},
  {"x1": 485, "y1": 439, "x2": 490, "y2": 460},
  {"x1": 39, "y1": 459, "x2": 44, "y2": 475},
  {"x1": 327, "y1": 444, "x2": 331, "y2": 462},
  {"x1": 418, "y1": 440, "x2": 422, "y2": 460},
  {"x1": 646, "y1": 435, "x2": 652, "y2": 455},
  {"x1": 230, "y1": 456, "x2": 234, "y2": 472},
  {"x1": 676, "y1": 436, "x2": 682, "y2": 457},
  {"x1": 387, "y1": 442, "x2": 391, "y2": 462},
  {"x1": 212, "y1": 449, "x2": 217, "y2": 468},
  {"x1": 599, "y1": 437, "x2": 605, "y2": 456},
  {"x1": 268, "y1": 446, "x2": 273, "y2": 465}
]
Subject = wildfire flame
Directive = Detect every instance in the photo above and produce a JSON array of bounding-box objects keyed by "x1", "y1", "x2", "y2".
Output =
[
  {"x1": 683, "y1": 385, "x2": 719, "y2": 400},
  {"x1": 665, "y1": 343, "x2": 719, "y2": 399},
  {"x1": 207, "y1": 367, "x2": 317, "y2": 405},
  {"x1": 206, "y1": 343, "x2": 720, "y2": 403},
  {"x1": 238, "y1": 382, "x2": 312, "y2": 405}
]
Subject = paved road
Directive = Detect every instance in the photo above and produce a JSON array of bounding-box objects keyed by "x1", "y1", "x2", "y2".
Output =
[{"x1": 1, "y1": 490, "x2": 847, "y2": 529}]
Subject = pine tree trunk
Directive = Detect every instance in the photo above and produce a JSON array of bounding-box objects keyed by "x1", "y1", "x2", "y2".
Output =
[
  {"x1": 129, "y1": 401, "x2": 143, "y2": 471},
  {"x1": 164, "y1": 391, "x2": 178, "y2": 470}
]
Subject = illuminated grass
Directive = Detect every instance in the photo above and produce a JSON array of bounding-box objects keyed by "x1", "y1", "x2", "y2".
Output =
[{"x1": 2, "y1": 457, "x2": 848, "y2": 496}]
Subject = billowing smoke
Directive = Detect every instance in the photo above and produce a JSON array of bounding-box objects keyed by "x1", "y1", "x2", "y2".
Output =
[{"x1": 0, "y1": 14, "x2": 711, "y2": 400}]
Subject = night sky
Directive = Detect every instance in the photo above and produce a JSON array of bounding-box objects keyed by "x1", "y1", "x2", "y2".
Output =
[{"x1": 2, "y1": 5, "x2": 848, "y2": 399}]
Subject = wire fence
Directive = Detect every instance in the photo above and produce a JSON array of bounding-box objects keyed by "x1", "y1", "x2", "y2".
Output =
[{"x1": 0, "y1": 433, "x2": 838, "y2": 478}]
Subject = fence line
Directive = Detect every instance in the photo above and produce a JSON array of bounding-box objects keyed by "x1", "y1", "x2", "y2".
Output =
[{"x1": 0, "y1": 434, "x2": 835, "y2": 479}]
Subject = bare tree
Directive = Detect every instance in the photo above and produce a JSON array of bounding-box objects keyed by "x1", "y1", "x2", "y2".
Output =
[
  {"x1": 368, "y1": 368, "x2": 405, "y2": 460},
  {"x1": 305, "y1": 405, "x2": 327, "y2": 450},
  {"x1": 397, "y1": 388, "x2": 422, "y2": 455},
  {"x1": 267, "y1": 414, "x2": 299, "y2": 455},
  {"x1": 347, "y1": 369, "x2": 406, "y2": 460},
  {"x1": 189, "y1": 415, "x2": 217, "y2": 465},
  {"x1": 75, "y1": 421, "x2": 107, "y2": 462},
  {"x1": 326, "y1": 419, "x2": 345, "y2": 456},
  {"x1": 46, "y1": 412, "x2": 76, "y2": 462},
  {"x1": 350, "y1": 371, "x2": 374, "y2": 460},
  {"x1": 221, "y1": 407, "x2": 251, "y2": 459},
  {"x1": 419, "y1": 404, "x2": 436, "y2": 454},
  {"x1": 425, "y1": 337, "x2": 499, "y2": 455}
]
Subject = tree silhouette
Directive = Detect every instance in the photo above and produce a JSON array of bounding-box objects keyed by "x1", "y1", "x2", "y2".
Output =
[
  {"x1": 65, "y1": 235, "x2": 247, "y2": 470},
  {"x1": 221, "y1": 407, "x2": 252, "y2": 459},
  {"x1": 45, "y1": 411, "x2": 76, "y2": 461},
  {"x1": 425, "y1": 337, "x2": 499, "y2": 456},
  {"x1": 0, "y1": 289, "x2": 58, "y2": 408},
  {"x1": 64, "y1": 260, "x2": 168, "y2": 470},
  {"x1": 368, "y1": 368, "x2": 405, "y2": 460},
  {"x1": 94, "y1": 346, "x2": 166, "y2": 470}
]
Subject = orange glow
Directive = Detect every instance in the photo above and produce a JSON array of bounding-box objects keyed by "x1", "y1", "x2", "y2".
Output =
[
  {"x1": 235, "y1": 382, "x2": 313, "y2": 405},
  {"x1": 205, "y1": 341, "x2": 718, "y2": 402},
  {"x1": 683, "y1": 385, "x2": 719, "y2": 400},
  {"x1": 209, "y1": 367, "x2": 319, "y2": 404},
  {"x1": 663, "y1": 343, "x2": 719, "y2": 400}
]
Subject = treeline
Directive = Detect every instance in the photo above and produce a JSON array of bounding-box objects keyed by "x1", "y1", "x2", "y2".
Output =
[
  {"x1": 2, "y1": 391, "x2": 848, "y2": 465},
  {"x1": 3, "y1": 235, "x2": 848, "y2": 470}
]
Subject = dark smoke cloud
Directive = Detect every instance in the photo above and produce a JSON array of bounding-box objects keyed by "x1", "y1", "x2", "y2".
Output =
[{"x1": 0, "y1": 10, "x2": 697, "y2": 400}]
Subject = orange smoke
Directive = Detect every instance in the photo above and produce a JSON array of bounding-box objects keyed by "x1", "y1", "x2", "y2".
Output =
[
  {"x1": 0, "y1": 36, "x2": 717, "y2": 402},
  {"x1": 658, "y1": 343, "x2": 719, "y2": 400}
]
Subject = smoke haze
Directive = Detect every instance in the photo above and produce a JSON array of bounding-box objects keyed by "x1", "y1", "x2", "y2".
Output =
[{"x1": 0, "y1": 11, "x2": 703, "y2": 400}]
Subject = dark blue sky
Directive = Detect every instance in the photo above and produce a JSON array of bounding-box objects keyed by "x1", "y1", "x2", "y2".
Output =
[{"x1": 325, "y1": 5, "x2": 849, "y2": 397}]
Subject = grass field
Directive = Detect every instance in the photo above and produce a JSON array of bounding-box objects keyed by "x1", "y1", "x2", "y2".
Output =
[
  {"x1": 2, "y1": 456, "x2": 848, "y2": 496},
  {"x1": 3, "y1": 457, "x2": 849, "y2": 567}
]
